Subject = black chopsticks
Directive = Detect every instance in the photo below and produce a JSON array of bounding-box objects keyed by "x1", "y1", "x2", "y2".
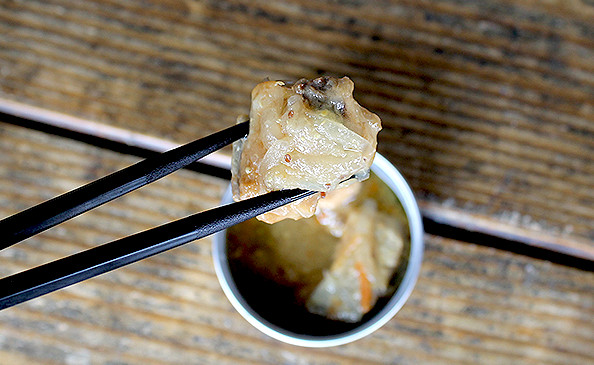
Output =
[
  {"x1": 0, "y1": 118, "x2": 318, "y2": 310},
  {"x1": 0, "y1": 187, "x2": 314, "y2": 310},
  {"x1": 0, "y1": 120, "x2": 249, "y2": 250}
]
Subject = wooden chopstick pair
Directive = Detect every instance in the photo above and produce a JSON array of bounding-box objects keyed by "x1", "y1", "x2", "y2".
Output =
[{"x1": 0, "y1": 121, "x2": 313, "y2": 310}]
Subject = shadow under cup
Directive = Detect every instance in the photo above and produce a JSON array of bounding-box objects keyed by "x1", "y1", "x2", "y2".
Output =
[{"x1": 212, "y1": 153, "x2": 424, "y2": 347}]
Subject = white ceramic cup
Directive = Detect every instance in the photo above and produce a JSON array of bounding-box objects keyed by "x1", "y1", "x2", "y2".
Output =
[{"x1": 212, "y1": 153, "x2": 424, "y2": 347}]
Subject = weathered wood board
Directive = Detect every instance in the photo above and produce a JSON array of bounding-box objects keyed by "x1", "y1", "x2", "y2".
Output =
[
  {"x1": 0, "y1": 124, "x2": 592, "y2": 364},
  {"x1": 1, "y1": 0, "x2": 592, "y2": 258}
]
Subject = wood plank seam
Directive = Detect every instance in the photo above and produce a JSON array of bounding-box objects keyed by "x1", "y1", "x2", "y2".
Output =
[{"x1": 1, "y1": 98, "x2": 592, "y2": 266}]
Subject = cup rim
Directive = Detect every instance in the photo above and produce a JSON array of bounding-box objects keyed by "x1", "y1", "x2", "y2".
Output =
[{"x1": 212, "y1": 153, "x2": 424, "y2": 347}]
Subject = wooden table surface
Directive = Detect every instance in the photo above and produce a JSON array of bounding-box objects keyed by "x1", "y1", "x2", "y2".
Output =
[{"x1": 0, "y1": 0, "x2": 592, "y2": 364}]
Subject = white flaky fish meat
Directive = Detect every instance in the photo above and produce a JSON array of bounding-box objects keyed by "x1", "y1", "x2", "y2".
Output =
[
  {"x1": 306, "y1": 200, "x2": 405, "y2": 322},
  {"x1": 231, "y1": 76, "x2": 382, "y2": 224}
]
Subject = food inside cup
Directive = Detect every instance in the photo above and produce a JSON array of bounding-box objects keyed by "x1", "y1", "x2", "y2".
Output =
[{"x1": 227, "y1": 173, "x2": 409, "y2": 323}]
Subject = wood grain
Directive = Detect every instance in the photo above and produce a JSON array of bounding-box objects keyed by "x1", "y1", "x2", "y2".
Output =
[
  {"x1": 0, "y1": 0, "x2": 592, "y2": 258},
  {"x1": 1, "y1": 123, "x2": 592, "y2": 364}
]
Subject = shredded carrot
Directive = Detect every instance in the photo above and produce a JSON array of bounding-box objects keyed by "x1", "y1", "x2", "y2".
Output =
[{"x1": 355, "y1": 261, "x2": 372, "y2": 312}]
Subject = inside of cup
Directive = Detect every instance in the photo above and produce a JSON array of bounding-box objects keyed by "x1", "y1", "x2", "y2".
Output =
[
  {"x1": 225, "y1": 241, "x2": 410, "y2": 337},
  {"x1": 223, "y1": 171, "x2": 412, "y2": 337}
]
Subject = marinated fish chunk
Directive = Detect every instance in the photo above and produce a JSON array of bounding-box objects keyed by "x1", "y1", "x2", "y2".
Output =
[
  {"x1": 232, "y1": 76, "x2": 382, "y2": 224},
  {"x1": 306, "y1": 199, "x2": 404, "y2": 322},
  {"x1": 374, "y1": 214, "x2": 405, "y2": 287},
  {"x1": 314, "y1": 182, "x2": 361, "y2": 237}
]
